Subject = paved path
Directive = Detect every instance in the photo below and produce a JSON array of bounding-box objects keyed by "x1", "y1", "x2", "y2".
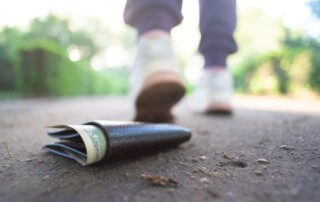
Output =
[{"x1": 0, "y1": 96, "x2": 320, "y2": 202}]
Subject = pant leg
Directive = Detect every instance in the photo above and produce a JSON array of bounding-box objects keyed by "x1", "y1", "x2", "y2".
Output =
[
  {"x1": 198, "y1": 0, "x2": 238, "y2": 67},
  {"x1": 124, "y1": 0, "x2": 183, "y2": 36}
]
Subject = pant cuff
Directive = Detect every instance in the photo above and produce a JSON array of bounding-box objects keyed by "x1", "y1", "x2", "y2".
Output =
[
  {"x1": 135, "y1": 8, "x2": 178, "y2": 36},
  {"x1": 203, "y1": 50, "x2": 228, "y2": 68}
]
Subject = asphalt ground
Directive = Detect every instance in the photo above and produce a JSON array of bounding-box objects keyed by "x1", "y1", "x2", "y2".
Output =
[{"x1": 0, "y1": 96, "x2": 319, "y2": 202}]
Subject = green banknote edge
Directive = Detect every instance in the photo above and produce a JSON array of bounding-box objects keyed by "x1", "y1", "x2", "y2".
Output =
[{"x1": 48, "y1": 124, "x2": 107, "y2": 166}]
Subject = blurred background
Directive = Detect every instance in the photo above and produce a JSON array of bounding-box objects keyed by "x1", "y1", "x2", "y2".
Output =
[{"x1": 0, "y1": 0, "x2": 319, "y2": 99}]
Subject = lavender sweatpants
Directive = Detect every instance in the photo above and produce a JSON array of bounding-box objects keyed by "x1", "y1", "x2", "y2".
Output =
[{"x1": 124, "y1": 0, "x2": 237, "y2": 67}]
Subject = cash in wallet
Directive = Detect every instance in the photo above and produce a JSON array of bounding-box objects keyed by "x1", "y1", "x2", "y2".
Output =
[{"x1": 43, "y1": 120, "x2": 191, "y2": 166}]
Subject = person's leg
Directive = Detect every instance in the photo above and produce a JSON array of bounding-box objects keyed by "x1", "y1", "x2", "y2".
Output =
[
  {"x1": 198, "y1": 0, "x2": 237, "y2": 68},
  {"x1": 124, "y1": 0, "x2": 183, "y2": 36},
  {"x1": 124, "y1": 0, "x2": 185, "y2": 122},
  {"x1": 194, "y1": 0, "x2": 237, "y2": 113}
]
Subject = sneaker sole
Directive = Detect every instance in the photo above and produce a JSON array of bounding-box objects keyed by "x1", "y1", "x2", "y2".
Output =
[
  {"x1": 134, "y1": 72, "x2": 185, "y2": 123},
  {"x1": 205, "y1": 103, "x2": 233, "y2": 115}
]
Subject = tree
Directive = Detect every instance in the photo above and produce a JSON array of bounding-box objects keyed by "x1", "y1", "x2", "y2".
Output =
[
  {"x1": 0, "y1": 27, "x2": 22, "y2": 91},
  {"x1": 25, "y1": 15, "x2": 101, "y2": 60}
]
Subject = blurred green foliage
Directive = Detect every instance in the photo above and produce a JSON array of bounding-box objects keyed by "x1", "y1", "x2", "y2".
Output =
[
  {"x1": 232, "y1": 1, "x2": 320, "y2": 96},
  {"x1": 0, "y1": 3, "x2": 320, "y2": 99},
  {"x1": 233, "y1": 32, "x2": 320, "y2": 95},
  {"x1": 0, "y1": 15, "x2": 129, "y2": 98}
]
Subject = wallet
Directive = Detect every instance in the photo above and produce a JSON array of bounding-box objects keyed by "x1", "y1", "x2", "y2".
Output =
[{"x1": 44, "y1": 120, "x2": 191, "y2": 165}]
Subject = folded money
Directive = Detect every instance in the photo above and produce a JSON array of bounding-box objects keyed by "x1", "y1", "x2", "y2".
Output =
[{"x1": 43, "y1": 120, "x2": 191, "y2": 166}]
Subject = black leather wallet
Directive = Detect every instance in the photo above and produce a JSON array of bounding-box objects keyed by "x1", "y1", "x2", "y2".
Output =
[{"x1": 44, "y1": 120, "x2": 191, "y2": 165}]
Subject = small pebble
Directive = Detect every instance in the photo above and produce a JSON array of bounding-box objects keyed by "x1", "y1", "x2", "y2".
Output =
[
  {"x1": 223, "y1": 154, "x2": 231, "y2": 160},
  {"x1": 43, "y1": 175, "x2": 50, "y2": 180},
  {"x1": 257, "y1": 158, "x2": 270, "y2": 164},
  {"x1": 280, "y1": 145, "x2": 295, "y2": 150},
  {"x1": 201, "y1": 166, "x2": 208, "y2": 171},
  {"x1": 199, "y1": 156, "x2": 208, "y2": 161},
  {"x1": 200, "y1": 178, "x2": 210, "y2": 183},
  {"x1": 254, "y1": 170, "x2": 263, "y2": 176}
]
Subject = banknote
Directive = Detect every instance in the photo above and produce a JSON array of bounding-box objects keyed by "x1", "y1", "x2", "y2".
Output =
[
  {"x1": 45, "y1": 124, "x2": 107, "y2": 165},
  {"x1": 44, "y1": 120, "x2": 191, "y2": 166}
]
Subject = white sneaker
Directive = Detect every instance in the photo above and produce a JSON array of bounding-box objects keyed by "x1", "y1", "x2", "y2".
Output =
[
  {"x1": 130, "y1": 34, "x2": 185, "y2": 122},
  {"x1": 192, "y1": 68, "x2": 233, "y2": 114}
]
